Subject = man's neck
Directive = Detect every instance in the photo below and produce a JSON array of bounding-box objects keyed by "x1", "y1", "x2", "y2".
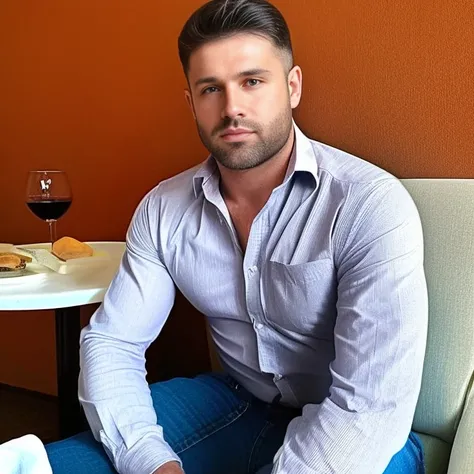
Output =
[{"x1": 218, "y1": 128, "x2": 295, "y2": 212}]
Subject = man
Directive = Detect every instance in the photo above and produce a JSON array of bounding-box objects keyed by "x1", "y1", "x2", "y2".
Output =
[{"x1": 46, "y1": 0, "x2": 428, "y2": 473}]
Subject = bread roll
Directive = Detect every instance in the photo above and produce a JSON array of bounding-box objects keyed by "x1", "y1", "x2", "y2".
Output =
[{"x1": 52, "y1": 237, "x2": 93, "y2": 260}]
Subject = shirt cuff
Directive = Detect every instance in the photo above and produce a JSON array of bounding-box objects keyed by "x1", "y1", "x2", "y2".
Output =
[{"x1": 108, "y1": 432, "x2": 182, "y2": 474}]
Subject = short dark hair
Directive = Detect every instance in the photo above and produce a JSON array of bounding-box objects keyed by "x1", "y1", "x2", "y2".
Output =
[{"x1": 178, "y1": 0, "x2": 293, "y2": 76}]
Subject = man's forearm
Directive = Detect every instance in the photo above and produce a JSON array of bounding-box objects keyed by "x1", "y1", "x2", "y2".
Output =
[{"x1": 271, "y1": 398, "x2": 414, "y2": 473}]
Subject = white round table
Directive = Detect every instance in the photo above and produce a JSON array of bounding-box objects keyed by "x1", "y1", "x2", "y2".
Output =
[{"x1": 0, "y1": 242, "x2": 126, "y2": 439}]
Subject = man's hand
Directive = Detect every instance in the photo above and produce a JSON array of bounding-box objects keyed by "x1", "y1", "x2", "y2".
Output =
[{"x1": 152, "y1": 461, "x2": 184, "y2": 474}]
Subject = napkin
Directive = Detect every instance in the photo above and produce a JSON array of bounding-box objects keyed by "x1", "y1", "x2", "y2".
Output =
[{"x1": 0, "y1": 434, "x2": 53, "y2": 474}]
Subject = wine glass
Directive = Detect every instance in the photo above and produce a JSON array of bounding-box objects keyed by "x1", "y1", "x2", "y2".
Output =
[{"x1": 25, "y1": 170, "x2": 72, "y2": 246}]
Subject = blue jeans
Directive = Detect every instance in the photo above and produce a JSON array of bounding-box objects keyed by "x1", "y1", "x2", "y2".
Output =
[{"x1": 46, "y1": 373, "x2": 424, "y2": 473}]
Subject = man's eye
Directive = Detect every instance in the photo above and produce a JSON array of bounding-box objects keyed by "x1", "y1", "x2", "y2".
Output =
[
  {"x1": 203, "y1": 86, "x2": 219, "y2": 94},
  {"x1": 246, "y1": 79, "x2": 261, "y2": 87}
]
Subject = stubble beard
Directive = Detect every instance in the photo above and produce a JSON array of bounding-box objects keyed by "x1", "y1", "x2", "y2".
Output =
[{"x1": 196, "y1": 107, "x2": 293, "y2": 171}]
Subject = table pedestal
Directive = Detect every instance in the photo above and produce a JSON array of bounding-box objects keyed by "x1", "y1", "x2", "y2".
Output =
[{"x1": 55, "y1": 307, "x2": 86, "y2": 438}]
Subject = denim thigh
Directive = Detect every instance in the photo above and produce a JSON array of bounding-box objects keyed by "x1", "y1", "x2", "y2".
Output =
[
  {"x1": 383, "y1": 432, "x2": 425, "y2": 474},
  {"x1": 45, "y1": 373, "x2": 287, "y2": 474},
  {"x1": 153, "y1": 373, "x2": 276, "y2": 474},
  {"x1": 47, "y1": 373, "x2": 424, "y2": 473}
]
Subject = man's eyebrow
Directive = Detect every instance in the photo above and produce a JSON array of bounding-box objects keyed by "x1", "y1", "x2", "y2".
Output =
[
  {"x1": 237, "y1": 68, "x2": 272, "y2": 78},
  {"x1": 194, "y1": 68, "x2": 272, "y2": 87}
]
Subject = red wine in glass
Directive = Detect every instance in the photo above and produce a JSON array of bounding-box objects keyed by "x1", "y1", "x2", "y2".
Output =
[
  {"x1": 26, "y1": 171, "x2": 73, "y2": 245},
  {"x1": 26, "y1": 199, "x2": 72, "y2": 221}
]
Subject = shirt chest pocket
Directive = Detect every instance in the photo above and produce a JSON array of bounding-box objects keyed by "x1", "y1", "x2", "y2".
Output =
[{"x1": 260, "y1": 259, "x2": 337, "y2": 337}]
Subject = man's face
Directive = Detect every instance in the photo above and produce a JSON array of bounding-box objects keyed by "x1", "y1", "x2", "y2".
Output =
[{"x1": 185, "y1": 34, "x2": 302, "y2": 170}]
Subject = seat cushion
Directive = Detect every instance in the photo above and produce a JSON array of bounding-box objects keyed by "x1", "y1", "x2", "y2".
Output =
[
  {"x1": 417, "y1": 432, "x2": 451, "y2": 474},
  {"x1": 401, "y1": 180, "x2": 474, "y2": 443}
]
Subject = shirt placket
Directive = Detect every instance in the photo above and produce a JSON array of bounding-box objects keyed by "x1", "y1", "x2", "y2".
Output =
[
  {"x1": 243, "y1": 214, "x2": 263, "y2": 327},
  {"x1": 244, "y1": 212, "x2": 283, "y2": 395}
]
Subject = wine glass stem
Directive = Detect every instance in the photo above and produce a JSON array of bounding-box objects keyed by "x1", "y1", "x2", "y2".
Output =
[{"x1": 47, "y1": 219, "x2": 57, "y2": 247}]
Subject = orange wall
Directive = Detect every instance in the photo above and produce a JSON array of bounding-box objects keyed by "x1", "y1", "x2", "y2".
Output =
[{"x1": 1, "y1": 1, "x2": 472, "y2": 395}]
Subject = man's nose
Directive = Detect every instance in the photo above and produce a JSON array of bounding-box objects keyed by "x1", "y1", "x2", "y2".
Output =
[{"x1": 221, "y1": 87, "x2": 245, "y2": 120}]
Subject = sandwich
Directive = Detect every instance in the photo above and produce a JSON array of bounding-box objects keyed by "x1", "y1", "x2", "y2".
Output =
[{"x1": 0, "y1": 252, "x2": 33, "y2": 272}]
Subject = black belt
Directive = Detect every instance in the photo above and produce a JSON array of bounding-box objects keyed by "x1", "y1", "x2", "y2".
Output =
[
  {"x1": 234, "y1": 382, "x2": 302, "y2": 421},
  {"x1": 268, "y1": 393, "x2": 302, "y2": 420}
]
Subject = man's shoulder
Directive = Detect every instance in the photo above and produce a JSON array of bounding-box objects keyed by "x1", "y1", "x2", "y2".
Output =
[
  {"x1": 310, "y1": 139, "x2": 397, "y2": 188},
  {"x1": 145, "y1": 162, "x2": 203, "y2": 205},
  {"x1": 308, "y1": 138, "x2": 417, "y2": 224}
]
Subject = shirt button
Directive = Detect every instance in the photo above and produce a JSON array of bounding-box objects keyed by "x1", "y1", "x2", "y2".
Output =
[
  {"x1": 255, "y1": 323, "x2": 264, "y2": 330},
  {"x1": 215, "y1": 210, "x2": 224, "y2": 224}
]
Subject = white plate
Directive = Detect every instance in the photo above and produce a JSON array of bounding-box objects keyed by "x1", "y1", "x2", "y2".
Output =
[{"x1": 0, "y1": 264, "x2": 49, "y2": 284}]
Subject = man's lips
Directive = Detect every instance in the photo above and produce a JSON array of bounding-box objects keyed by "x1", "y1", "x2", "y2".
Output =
[{"x1": 220, "y1": 128, "x2": 254, "y2": 141}]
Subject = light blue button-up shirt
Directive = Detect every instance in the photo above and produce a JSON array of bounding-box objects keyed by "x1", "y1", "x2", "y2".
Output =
[{"x1": 79, "y1": 124, "x2": 428, "y2": 474}]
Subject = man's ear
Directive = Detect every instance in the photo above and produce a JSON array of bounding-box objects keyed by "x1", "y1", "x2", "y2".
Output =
[
  {"x1": 288, "y1": 65, "x2": 303, "y2": 110},
  {"x1": 184, "y1": 90, "x2": 196, "y2": 120}
]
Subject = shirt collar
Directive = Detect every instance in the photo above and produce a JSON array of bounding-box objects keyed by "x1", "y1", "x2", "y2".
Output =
[
  {"x1": 192, "y1": 120, "x2": 319, "y2": 197},
  {"x1": 192, "y1": 153, "x2": 218, "y2": 197},
  {"x1": 284, "y1": 121, "x2": 319, "y2": 186}
]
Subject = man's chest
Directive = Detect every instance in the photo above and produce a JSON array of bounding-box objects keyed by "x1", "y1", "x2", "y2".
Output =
[{"x1": 163, "y1": 213, "x2": 338, "y2": 338}]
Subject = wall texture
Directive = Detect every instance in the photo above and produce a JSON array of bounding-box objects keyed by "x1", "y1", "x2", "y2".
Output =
[{"x1": 1, "y1": 0, "x2": 472, "y2": 395}]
